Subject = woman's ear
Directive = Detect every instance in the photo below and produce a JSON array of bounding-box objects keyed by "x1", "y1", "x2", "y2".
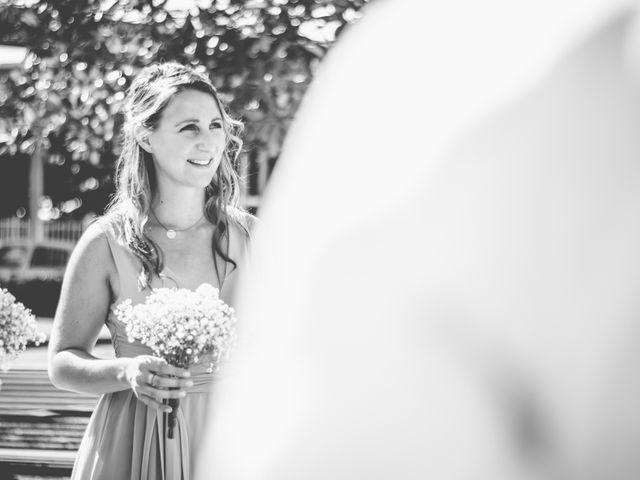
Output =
[{"x1": 135, "y1": 126, "x2": 153, "y2": 153}]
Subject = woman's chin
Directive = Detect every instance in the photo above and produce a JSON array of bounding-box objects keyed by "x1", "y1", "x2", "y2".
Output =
[{"x1": 186, "y1": 167, "x2": 220, "y2": 189}]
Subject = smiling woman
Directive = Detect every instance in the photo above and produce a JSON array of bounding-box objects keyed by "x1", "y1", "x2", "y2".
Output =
[
  {"x1": 140, "y1": 89, "x2": 226, "y2": 190},
  {"x1": 46, "y1": 63, "x2": 256, "y2": 480}
]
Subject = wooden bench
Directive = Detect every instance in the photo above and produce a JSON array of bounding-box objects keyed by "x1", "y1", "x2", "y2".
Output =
[
  {"x1": 0, "y1": 366, "x2": 98, "y2": 472},
  {"x1": 0, "y1": 366, "x2": 98, "y2": 415}
]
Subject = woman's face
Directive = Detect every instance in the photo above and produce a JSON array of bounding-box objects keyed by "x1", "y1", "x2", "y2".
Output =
[{"x1": 144, "y1": 88, "x2": 226, "y2": 191}]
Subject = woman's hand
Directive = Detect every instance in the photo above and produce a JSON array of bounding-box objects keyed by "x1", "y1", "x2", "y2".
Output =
[{"x1": 124, "y1": 355, "x2": 193, "y2": 412}]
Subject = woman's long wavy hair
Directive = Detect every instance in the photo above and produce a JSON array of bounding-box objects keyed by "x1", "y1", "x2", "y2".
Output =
[{"x1": 104, "y1": 62, "x2": 247, "y2": 290}]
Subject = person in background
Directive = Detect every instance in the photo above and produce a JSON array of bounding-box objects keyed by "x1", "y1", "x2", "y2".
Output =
[
  {"x1": 196, "y1": 0, "x2": 640, "y2": 479},
  {"x1": 48, "y1": 62, "x2": 253, "y2": 480}
]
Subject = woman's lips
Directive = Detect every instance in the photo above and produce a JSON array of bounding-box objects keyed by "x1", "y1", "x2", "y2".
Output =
[{"x1": 187, "y1": 158, "x2": 213, "y2": 166}]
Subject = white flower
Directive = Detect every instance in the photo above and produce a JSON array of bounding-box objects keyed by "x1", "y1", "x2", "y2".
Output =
[
  {"x1": 0, "y1": 289, "x2": 46, "y2": 370},
  {"x1": 114, "y1": 284, "x2": 237, "y2": 370}
]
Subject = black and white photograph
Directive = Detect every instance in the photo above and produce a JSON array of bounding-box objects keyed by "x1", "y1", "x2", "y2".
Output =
[{"x1": 1, "y1": 0, "x2": 640, "y2": 479}]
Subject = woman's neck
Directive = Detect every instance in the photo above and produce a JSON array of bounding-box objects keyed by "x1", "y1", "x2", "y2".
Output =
[{"x1": 151, "y1": 186, "x2": 206, "y2": 229}]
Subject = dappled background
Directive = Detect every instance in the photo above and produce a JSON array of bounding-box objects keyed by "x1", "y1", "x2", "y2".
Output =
[
  {"x1": 0, "y1": 0, "x2": 369, "y2": 320},
  {"x1": 0, "y1": 0, "x2": 369, "y2": 220}
]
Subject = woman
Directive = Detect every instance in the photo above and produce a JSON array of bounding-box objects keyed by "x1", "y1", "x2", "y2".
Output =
[{"x1": 48, "y1": 62, "x2": 253, "y2": 480}]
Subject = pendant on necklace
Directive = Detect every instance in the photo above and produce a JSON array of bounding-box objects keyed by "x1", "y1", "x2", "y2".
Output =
[{"x1": 166, "y1": 229, "x2": 177, "y2": 239}]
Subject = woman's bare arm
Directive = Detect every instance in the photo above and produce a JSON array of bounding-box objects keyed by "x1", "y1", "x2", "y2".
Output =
[{"x1": 48, "y1": 222, "x2": 190, "y2": 408}]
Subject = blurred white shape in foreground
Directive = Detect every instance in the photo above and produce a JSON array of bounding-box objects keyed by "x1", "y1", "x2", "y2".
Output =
[{"x1": 198, "y1": 0, "x2": 640, "y2": 479}]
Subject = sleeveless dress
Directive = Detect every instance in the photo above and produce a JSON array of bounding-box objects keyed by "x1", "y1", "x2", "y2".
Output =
[{"x1": 71, "y1": 221, "x2": 224, "y2": 480}]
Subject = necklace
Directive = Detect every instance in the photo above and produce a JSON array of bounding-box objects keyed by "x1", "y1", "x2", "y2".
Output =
[{"x1": 150, "y1": 210, "x2": 205, "y2": 239}]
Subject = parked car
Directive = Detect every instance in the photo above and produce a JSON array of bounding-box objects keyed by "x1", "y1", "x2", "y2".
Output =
[{"x1": 0, "y1": 240, "x2": 74, "y2": 283}]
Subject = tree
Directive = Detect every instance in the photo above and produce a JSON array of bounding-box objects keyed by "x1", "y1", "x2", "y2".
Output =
[{"x1": 0, "y1": 0, "x2": 369, "y2": 219}]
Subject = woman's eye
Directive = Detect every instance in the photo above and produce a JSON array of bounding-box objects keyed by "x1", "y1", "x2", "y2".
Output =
[
  {"x1": 181, "y1": 124, "x2": 199, "y2": 132},
  {"x1": 210, "y1": 121, "x2": 222, "y2": 130}
]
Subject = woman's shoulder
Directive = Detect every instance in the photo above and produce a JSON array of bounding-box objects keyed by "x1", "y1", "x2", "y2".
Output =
[
  {"x1": 66, "y1": 216, "x2": 117, "y2": 277},
  {"x1": 89, "y1": 213, "x2": 124, "y2": 238},
  {"x1": 227, "y1": 207, "x2": 262, "y2": 238},
  {"x1": 225, "y1": 207, "x2": 262, "y2": 265},
  {"x1": 77, "y1": 216, "x2": 112, "y2": 248}
]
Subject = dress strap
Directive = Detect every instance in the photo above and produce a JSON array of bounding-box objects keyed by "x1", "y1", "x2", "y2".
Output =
[{"x1": 97, "y1": 219, "x2": 142, "y2": 304}]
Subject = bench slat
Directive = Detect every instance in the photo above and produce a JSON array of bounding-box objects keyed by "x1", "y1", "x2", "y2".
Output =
[{"x1": 0, "y1": 447, "x2": 76, "y2": 467}]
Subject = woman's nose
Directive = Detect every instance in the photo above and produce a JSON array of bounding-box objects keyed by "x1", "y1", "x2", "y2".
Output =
[{"x1": 198, "y1": 130, "x2": 221, "y2": 151}]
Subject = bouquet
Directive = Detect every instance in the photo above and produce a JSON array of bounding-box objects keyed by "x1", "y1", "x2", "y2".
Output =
[
  {"x1": 0, "y1": 288, "x2": 46, "y2": 371},
  {"x1": 114, "y1": 283, "x2": 236, "y2": 439}
]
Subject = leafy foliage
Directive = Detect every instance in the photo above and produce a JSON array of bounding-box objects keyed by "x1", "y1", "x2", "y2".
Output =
[{"x1": 0, "y1": 0, "x2": 368, "y2": 218}]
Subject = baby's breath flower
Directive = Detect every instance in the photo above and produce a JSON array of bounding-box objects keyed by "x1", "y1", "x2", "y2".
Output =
[
  {"x1": 114, "y1": 283, "x2": 237, "y2": 370},
  {"x1": 0, "y1": 289, "x2": 46, "y2": 370}
]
